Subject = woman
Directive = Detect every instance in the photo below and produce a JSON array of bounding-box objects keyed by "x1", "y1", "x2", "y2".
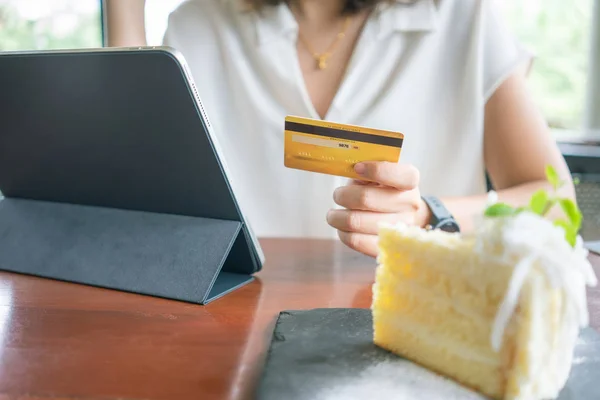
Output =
[{"x1": 105, "y1": 0, "x2": 574, "y2": 258}]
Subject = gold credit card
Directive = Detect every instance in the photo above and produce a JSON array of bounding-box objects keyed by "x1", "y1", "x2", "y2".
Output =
[{"x1": 284, "y1": 115, "x2": 404, "y2": 180}]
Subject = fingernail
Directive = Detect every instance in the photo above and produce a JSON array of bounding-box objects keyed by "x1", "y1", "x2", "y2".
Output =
[
  {"x1": 326, "y1": 209, "x2": 334, "y2": 223},
  {"x1": 333, "y1": 187, "x2": 340, "y2": 203},
  {"x1": 354, "y1": 163, "x2": 366, "y2": 175}
]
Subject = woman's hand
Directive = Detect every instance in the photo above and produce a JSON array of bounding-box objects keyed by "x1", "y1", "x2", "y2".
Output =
[{"x1": 326, "y1": 162, "x2": 431, "y2": 258}]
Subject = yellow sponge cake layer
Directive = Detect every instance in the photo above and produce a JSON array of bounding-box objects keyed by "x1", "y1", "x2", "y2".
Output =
[
  {"x1": 372, "y1": 214, "x2": 597, "y2": 400},
  {"x1": 373, "y1": 227, "x2": 515, "y2": 399}
]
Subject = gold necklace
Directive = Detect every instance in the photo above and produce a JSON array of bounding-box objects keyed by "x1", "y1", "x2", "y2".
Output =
[{"x1": 298, "y1": 16, "x2": 352, "y2": 70}]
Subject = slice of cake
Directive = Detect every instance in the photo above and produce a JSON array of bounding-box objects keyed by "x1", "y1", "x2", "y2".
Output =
[{"x1": 372, "y1": 168, "x2": 597, "y2": 400}]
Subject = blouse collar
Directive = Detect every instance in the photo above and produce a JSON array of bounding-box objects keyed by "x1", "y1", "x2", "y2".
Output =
[{"x1": 226, "y1": 0, "x2": 439, "y2": 45}]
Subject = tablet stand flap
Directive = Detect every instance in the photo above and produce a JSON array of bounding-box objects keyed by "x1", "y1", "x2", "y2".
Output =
[{"x1": 0, "y1": 198, "x2": 253, "y2": 304}]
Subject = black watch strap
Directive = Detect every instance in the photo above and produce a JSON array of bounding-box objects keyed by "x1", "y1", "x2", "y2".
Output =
[{"x1": 421, "y1": 196, "x2": 460, "y2": 233}]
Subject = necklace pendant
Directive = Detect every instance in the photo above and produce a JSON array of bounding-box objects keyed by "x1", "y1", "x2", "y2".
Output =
[{"x1": 317, "y1": 55, "x2": 328, "y2": 70}]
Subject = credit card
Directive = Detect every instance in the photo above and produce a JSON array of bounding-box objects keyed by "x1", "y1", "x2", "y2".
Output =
[{"x1": 283, "y1": 115, "x2": 404, "y2": 180}]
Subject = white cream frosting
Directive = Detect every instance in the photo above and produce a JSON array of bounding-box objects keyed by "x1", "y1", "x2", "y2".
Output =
[
  {"x1": 473, "y1": 197, "x2": 597, "y2": 348},
  {"x1": 474, "y1": 213, "x2": 597, "y2": 347},
  {"x1": 472, "y1": 192, "x2": 597, "y2": 398}
]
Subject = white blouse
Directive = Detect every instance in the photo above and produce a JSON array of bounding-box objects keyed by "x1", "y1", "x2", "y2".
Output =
[{"x1": 162, "y1": 0, "x2": 530, "y2": 238}]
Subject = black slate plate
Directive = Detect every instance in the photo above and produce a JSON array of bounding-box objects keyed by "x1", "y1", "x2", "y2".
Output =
[{"x1": 256, "y1": 308, "x2": 600, "y2": 400}]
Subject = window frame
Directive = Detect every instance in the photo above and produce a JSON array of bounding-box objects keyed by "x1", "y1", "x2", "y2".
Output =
[{"x1": 100, "y1": 0, "x2": 107, "y2": 47}]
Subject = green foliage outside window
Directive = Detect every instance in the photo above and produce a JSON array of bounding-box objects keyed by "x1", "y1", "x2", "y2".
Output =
[
  {"x1": 502, "y1": 0, "x2": 593, "y2": 131},
  {"x1": 0, "y1": 1, "x2": 102, "y2": 51}
]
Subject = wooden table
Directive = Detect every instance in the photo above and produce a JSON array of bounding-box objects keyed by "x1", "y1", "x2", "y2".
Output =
[{"x1": 0, "y1": 239, "x2": 598, "y2": 400}]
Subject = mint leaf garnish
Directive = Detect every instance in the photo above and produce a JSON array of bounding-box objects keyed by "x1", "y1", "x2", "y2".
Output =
[
  {"x1": 529, "y1": 189, "x2": 548, "y2": 215},
  {"x1": 484, "y1": 203, "x2": 517, "y2": 217},
  {"x1": 483, "y1": 164, "x2": 583, "y2": 248},
  {"x1": 559, "y1": 198, "x2": 582, "y2": 230},
  {"x1": 554, "y1": 219, "x2": 578, "y2": 247},
  {"x1": 546, "y1": 165, "x2": 562, "y2": 191}
]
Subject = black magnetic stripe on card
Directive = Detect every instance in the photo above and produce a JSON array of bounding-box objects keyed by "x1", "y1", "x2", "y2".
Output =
[{"x1": 285, "y1": 121, "x2": 404, "y2": 148}]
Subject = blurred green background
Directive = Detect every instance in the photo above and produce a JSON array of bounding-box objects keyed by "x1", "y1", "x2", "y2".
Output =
[
  {"x1": 501, "y1": 0, "x2": 593, "y2": 132},
  {"x1": 0, "y1": 1, "x2": 102, "y2": 51}
]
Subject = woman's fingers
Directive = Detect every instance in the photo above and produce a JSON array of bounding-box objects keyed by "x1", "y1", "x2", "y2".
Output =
[
  {"x1": 326, "y1": 209, "x2": 415, "y2": 235},
  {"x1": 333, "y1": 184, "x2": 421, "y2": 213},
  {"x1": 354, "y1": 162, "x2": 420, "y2": 191},
  {"x1": 337, "y1": 231, "x2": 379, "y2": 258}
]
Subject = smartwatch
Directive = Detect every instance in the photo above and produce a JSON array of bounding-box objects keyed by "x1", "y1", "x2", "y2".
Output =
[{"x1": 421, "y1": 196, "x2": 460, "y2": 233}]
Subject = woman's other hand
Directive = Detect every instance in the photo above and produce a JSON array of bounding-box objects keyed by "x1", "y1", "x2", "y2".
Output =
[{"x1": 327, "y1": 162, "x2": 431, "y2": 258}]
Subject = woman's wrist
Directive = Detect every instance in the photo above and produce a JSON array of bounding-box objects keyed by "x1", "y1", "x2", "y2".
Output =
[{"x1": 420, "y1": 196, "x2": 461, "y2": 232}]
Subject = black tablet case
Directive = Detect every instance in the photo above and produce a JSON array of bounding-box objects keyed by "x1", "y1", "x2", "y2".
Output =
[
  {"x1": 0, "y1": 197, "x2": 251, "y2": 304},
  {"x1": 257, "y1": 308, "x2": 600, "y2": 399},
  {"x1": 0, "y1": 48, "x2": 261, "y2": 304}
]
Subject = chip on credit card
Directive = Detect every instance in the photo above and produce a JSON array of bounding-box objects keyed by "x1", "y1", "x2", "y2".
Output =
[{"x1": 283, "y1": 115, "x2": 404, "y2": 181}]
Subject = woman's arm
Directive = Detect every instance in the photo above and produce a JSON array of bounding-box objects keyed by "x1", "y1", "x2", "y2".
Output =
[
  {"x1": 442, "y1": 66, "x2": 575, "y2": 232},
  {"x1": 104, "y1": 0, "x2": 147, "y2": 47}
]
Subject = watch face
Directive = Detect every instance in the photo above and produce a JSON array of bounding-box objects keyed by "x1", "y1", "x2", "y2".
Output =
[{"x1": 438, "y1": 220, "x2": 460, "y2": 233}]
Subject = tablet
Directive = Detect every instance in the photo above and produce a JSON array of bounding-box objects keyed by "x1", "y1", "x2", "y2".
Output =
[{"x1": 0, "y1": 46, "x2": 264, "y2": 275}]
